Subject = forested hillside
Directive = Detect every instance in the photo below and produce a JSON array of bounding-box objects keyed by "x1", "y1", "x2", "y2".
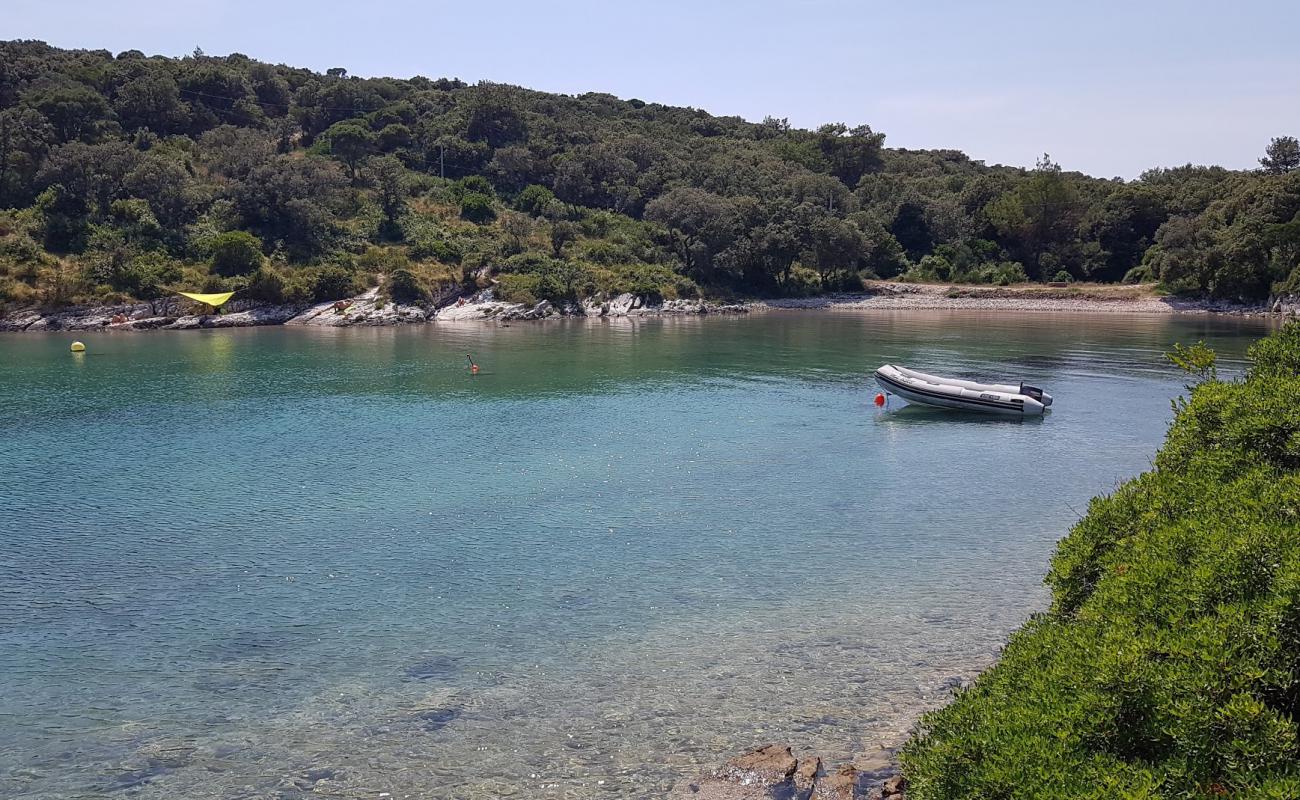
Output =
[{"x1": 1, "y1": 40, "x2": 1298, "y2": 309}]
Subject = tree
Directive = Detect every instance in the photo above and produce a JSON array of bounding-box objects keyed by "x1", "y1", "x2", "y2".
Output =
[
  {"x1": 985, "y1": 155, "x2": 1083, "y2": 278},
  {"x1": 0, "y1": 107, "x2": 53, "y2": 206},
  {"x1": 210, "y1": 230, "x2": 264, "y2": 276},
  {"x1": 550, "y1": 220, "x2": 577, "y2": 257},
  {"x1": 644, "y1": 187, "x2": 739, "y2": 281},
  {"x1": 113, "y1": 71, "x2": 189, "y2": 134},
  {"x1": 463, "y1": 84, "x2": 527, "y2": 148},
  {"x1": 365, "y1": 155, "x2": 410, "y2": 239},
  {"x1": 459, "y1": 192, "x2": 495, "y2": 224},
  {"x1": 817, "y1": 123, "x2": 885, "y2": 187},
  {"x1": 1260, "y1": 136, "x2": 1300, "y2": 174},
  {"x1": 321, "y1": 120, "x2": 375, "y2": 181},
  {"x1": 25, "y1": 85, "x2": 112, "y2": 143},
  {"x1": 808, "y1": 215, "x2": 866, "y2": 287},
  {"x1": 232, "y1": 156, "x2": 349, "y2": 257},
  {"x1": 890, "y1": 201, "x2": 933, "y2": 261}
]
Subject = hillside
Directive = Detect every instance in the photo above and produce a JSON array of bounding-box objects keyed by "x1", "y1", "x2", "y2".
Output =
[{"x1": 0, "y1": 40, "x2": 1298, "y2": 310}]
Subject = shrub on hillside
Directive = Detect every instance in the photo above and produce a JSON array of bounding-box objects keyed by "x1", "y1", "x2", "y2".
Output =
[
  {"x1": 309, "y1": 266, "x2": 359, "y2": 302},
  {"x1": 210, "y1": 231, "x2": 265, "y2": 276},
  {"x1": 243, "y1": 266, "x2": 286, "y2": 304},
  {"x1": 515, "y1": 184, "x2": 554, "y2": 216},
  {"x1": 460, "y1": 192, "x2": 496, "y2": 224},
  {"x1": 387, "y1": 267, "x2": 427, "y2": 304},
  {"x1": 902, "y1": 321, "x2": 1300, "y2": 799}
]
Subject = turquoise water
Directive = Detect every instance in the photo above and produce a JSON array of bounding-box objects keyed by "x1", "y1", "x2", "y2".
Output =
[{"x1": 0, "y1": 311, "x2": 1274, "y2": 799}]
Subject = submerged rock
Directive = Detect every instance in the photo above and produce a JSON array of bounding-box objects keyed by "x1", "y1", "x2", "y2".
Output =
[
  {"x1": 672, "y1": 744, "x2": 801, "y2": 799},
  {"x1": 403, "y1": 654, "x2": 460, "y2": 680},
  {"x1": 414, "y1": 706, "x2": 461, "y2": 732}
]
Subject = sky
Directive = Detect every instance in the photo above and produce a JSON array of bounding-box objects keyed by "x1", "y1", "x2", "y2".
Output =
[{"x1": 8, "y1": 0, "x2": 1300, "y2": 178}]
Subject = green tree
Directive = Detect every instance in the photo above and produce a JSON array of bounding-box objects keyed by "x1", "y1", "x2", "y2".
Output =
[
  {"x1": 210, "y1": 230, "x2": 264, "y2": 276},
  {"x1": 985, "y1": 154, "x2": 1083, "y2": 278},
  {"x1": 321, "y1": 120, "x2": 376, "y2": 181},
  {"x1": 0, "y1": 107, "x2": 53, "y2": 206},
  {"x1": 1260, "y1": 135, "x2": 1300, "y2": 174},
  {"x1": 644, "y1": 187, "x2": 739, "y2": 281},
  {"x1": 365, "y1": 155, "x2": 410, "y2": 239},
  {"x1": 25, "y1": 85, "x2": 112, "y2": 142},
  {"x1": 112, "y1": 71, "x2": 189, "y2": 134}
]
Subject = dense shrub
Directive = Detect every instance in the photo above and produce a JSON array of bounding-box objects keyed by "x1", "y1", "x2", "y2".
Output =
[
  {"x1": 387, "y1": 267, "x2": 427, "y2": 303},
  {"x1": 515, "y1": 184, "x2": 555, "y2": 216},
  {"x1": 242, "y1": 266, "x2": 286, "y2": 304},
  {"x1": 210, "y1": 231, "x2": 264, "y2": 276},
  {"x1": 309, "y1": 265, "x2": 359, "y2": 302},
  {"x1": 902, "y1": 321, "x2": 1300, "y2": 799},
  {"x1": 460, "y1": 192, "x2": 496, "y2": 224}
]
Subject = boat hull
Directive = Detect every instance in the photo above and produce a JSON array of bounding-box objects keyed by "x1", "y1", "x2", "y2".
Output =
[{"x1": 874, "y1": 365, "x2": 1046, "y2": 416}]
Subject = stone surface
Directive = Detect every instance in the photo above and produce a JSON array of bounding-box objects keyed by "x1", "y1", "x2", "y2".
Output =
[
  {"x1": 286, "y1": 288, "x2": 430, "y2": 327},
  {"x1": 810, "y1": 765, "x2": 858, "y2": 800},
  {"x1": 794, "y1": 754, "x2": 821, "y2": 798},
  {"x1": 671, "y1": 744, "x2": 801, "y2": 800},
  {"x1": 880, "y1": 774, "x2": 906, "y2": 797}
]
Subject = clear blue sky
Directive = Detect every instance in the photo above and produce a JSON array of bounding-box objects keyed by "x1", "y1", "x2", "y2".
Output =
[{"x1": 9, "y1": 0, "x2": 1299, "y2": 178}]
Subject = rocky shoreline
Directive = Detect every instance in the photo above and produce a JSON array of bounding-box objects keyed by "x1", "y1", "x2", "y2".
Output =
[
  {"x1": 0, "y1": 287, "x2": 749, "y2": 333},
  {"x1": 2, "y1": 282, "x2": 1295, "y2": 333},
  {"x1": 671, "y1": 743, "x2": 907, "y2": 800}
]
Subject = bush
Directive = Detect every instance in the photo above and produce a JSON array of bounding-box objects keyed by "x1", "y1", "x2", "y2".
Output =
[
  {"x1": 451, "y1": 175, "x2": 495, "y2": 200},
  {"x1": 210, "y1": 231, "x2": 264, "y2": 276},
  {"x1": 1122, "y1": 264, "x2": 1155, "y2": 285},
  {"x1": 459, "y1": 192, "x2": 496, "y2": 224},
  {"x1": 410, "y1": 232, "x2": 467, "y2": 264},
  {"x1": 116, "y1": 252, "x2": 181, "y2": 299},
  {"x1": 902, "y1": 322, "x2": 1300, "y2": 798},
  {"x1": 1051, "y1": 269, "x2": 1074, "y2": 283},
  {"x1": 976, "y1": 261, "x2": 1029, "y2": 286},
  {"x1": 495, "y1": 273, "x2": 540, "y2": 305},
  {"x1": 515, "y1": 184, "x2": 554, "y2": 216},
  {"x1": 309, "y1": 266, "x2": 359, "y2": 302},
  {"x1": 387, "y1": 267, "x2": 427, "y2": 303},
  {"x1": 243, "y1": 266, "x2": 287, "y2": 304}
]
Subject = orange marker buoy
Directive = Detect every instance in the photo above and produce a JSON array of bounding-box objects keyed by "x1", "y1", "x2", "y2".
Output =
[{"x1": 874, "y1": 393, "x2": 886, "y2": 407}]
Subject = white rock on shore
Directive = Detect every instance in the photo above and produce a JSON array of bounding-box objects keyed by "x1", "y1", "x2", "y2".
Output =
[{"x1": 1, "y1": 282, "x2": 1281, "y2": 333}]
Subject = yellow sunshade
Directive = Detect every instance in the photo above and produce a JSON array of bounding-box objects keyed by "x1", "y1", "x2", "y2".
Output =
[{"x1": 178, "y1": 291, "x2": 235, "y2": 309}]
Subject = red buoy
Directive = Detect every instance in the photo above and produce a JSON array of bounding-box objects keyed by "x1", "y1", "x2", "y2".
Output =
[{"x1": 874, "y1": 392, "x2": 886, "y2": 407}]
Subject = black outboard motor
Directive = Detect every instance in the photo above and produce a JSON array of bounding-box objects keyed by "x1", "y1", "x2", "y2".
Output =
[{"x1": 1019, "y1": 382, "x2": 1047, "y2": 403}]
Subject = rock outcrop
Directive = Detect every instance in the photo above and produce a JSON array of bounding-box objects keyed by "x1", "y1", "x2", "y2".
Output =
[
  {"x1": 285, "y1": 287, "x2": 432, "y2": 327},
  {"x1": 673, "y1": 743, "x2": 907, "y2": 800}
]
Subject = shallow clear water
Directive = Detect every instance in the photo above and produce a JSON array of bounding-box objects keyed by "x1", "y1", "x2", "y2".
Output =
[{"x1": 0, "y1": 311, "x2": 1275, "y2": 799}]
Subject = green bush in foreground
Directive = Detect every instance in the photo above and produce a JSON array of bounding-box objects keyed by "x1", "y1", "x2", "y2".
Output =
[{"x1": 902, "y1": 322, "x2": 1300, "y2": 799}]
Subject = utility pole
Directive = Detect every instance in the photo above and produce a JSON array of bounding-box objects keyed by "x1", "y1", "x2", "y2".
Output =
[{"x1": 439, "y1": 144, "x2": 445, "y2": 180}]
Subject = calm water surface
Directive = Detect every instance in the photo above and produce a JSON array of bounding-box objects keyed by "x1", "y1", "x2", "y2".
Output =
[{"x1": 0, "y1": 311, "x2": 1275, "y2": 799}]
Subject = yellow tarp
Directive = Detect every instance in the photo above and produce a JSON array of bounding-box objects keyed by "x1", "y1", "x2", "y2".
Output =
[{"x1": 178, "y1": 291, "x2": 235, "y2": 309}]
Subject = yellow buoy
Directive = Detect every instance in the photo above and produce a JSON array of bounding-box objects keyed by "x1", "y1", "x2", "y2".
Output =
[{"x1": 70, "y1": 341, "x2": 86, "y2": 352}]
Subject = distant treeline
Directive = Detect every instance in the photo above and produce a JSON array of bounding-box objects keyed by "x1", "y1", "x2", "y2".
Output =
[{"x1": 1, "y1": 40, "x2": 1298, "y2": 307}]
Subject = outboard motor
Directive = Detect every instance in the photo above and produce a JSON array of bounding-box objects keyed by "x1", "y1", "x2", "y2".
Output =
[{"x1": 1020, "y1": 383, "x2": 1051, "y2": 406}]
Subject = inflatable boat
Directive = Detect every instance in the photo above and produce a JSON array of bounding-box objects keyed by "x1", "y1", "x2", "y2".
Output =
[{"x1": 874, "y1": 364, "x2": 1053, "y2": 416}]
